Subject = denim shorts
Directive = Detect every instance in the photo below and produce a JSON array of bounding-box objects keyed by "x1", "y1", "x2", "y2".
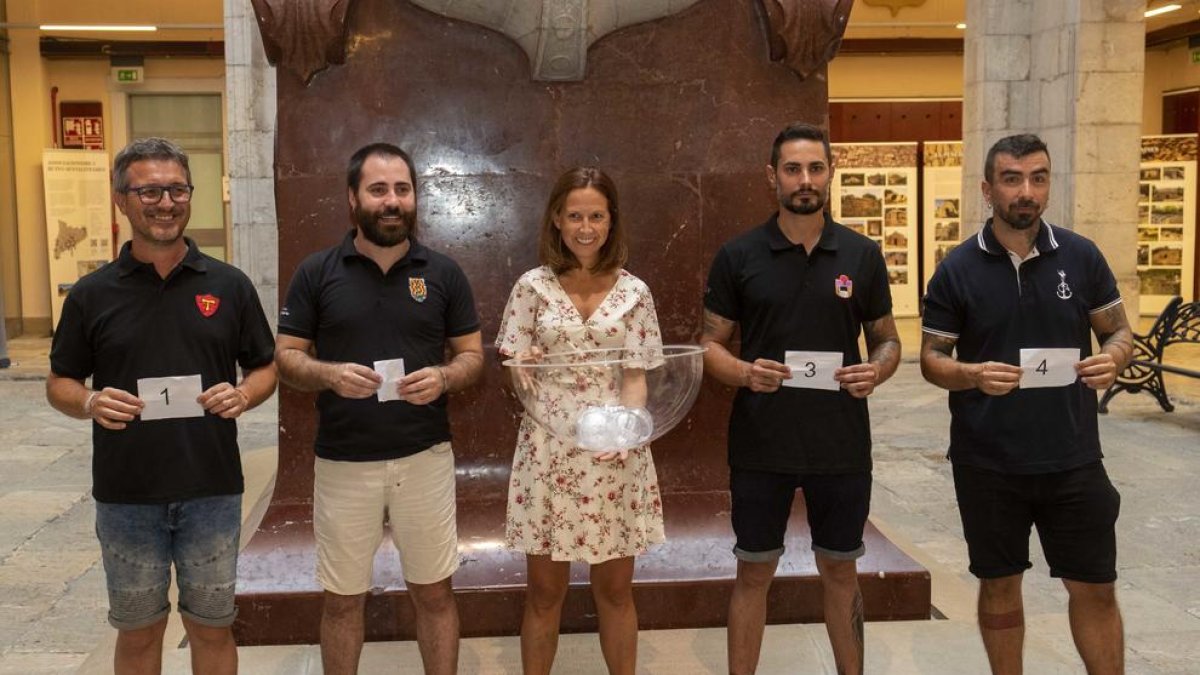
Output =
[{"x1": 95, "y1": 494, "x2": 242, "y2": 630}]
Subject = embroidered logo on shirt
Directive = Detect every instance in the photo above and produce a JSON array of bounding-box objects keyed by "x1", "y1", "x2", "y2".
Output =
[
  {"x1": 195, "y1": 294, "x2": 220, "y2": 317},
  {"x1": 1056, "y1": 270, "x2": 1073, "y2": 300},
  {"x1": 835, "y1": 274, "x2": 853, "y2": 299},
  {"x1": 409, "y1": 277, "x2": 428, "y2": 303}
]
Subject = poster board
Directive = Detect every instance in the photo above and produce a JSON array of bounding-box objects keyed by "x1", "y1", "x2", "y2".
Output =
[
  {"x1": 922, "y1": 141, "x2": 964, "y2": 288},
  {"x1": 42, "y1": 149, "x2": 113, "y2": 327},
  {"x1": 1138, "y1": 134, "x2": 1196, "y2": 315},
  {"x1": 831, "y1": 142, "x2": 920, "y2": 317}
]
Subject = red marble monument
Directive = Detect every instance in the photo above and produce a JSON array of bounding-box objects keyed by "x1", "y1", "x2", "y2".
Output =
[{"x1": 235, "y1": 0, "x2": 928, "y2": 644}]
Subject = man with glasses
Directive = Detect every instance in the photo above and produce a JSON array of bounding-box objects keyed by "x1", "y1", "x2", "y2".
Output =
[{"x1": 47, "y1": 137, "x2": 277, "y2": 674}]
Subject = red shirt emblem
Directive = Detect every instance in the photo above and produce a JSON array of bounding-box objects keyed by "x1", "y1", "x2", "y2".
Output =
[{"x1": 195, "y1": 294, "x2": 221, "y2": 317}]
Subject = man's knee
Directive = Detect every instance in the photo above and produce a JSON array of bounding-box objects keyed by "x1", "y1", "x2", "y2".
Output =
[
  {"x1": 182, "y1": 619, "x2": 235, "y2": 649},
  {"x1": 408, "y1": 579, "x2": 457, "y2": 615},
  {"x1": 735, "y1": 560, "x2": 779, "y2": 590},
  {"x1": 815, "y1": 556, "x2": 859, "y2": 588},
  {"x1": 1063, "y1": 580, "x2": 1118, "y2": 607},
  {"x1": 117, "y1": 618, "x2": 168, "y2": 651},
  {"x1": 323, "y1": 591, "x2": 367, "y2": 619},
  {"x1": 980, "y1": 573, "x2": 1024, "y2": 599}
]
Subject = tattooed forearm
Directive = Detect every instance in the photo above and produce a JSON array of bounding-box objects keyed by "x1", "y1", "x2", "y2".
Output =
[
  {"x1": 700, "y1": 309, "x2": 749, "y2": 388},
  {"x1": 701, "y1": 309, "x2": 736, "y2": 343},
  {"x1": 920, "y1": 331, "x2": 977, "y2": 391},
  {"x1": 863, "y1": 315, "x2": 901, "y2": 386},
  {"x1": 1091, "y1": 303, "x2": 1134, "y2": 370}
]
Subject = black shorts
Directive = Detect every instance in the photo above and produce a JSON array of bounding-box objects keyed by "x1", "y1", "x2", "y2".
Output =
[
  {"x1": 730, "y1": 467, "x2": 872, "y2": 562},
  {"x1": 953, "y1": 461, "x2": 1120, "y2": 583}
]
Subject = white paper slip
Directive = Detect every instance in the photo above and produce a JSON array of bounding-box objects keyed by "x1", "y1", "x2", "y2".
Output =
[
  {"x1": 373, "y1": 358, "x2": 406, "y2": 402},
  {"x1": 782, "y1": 351, "x2": 842, "y2": 391},
  {"x1": 137, "y1": 374, "x2": 205, "y2": 421},
  {"x1": 1019, "y1": 348, "x2": 1080, "y2": 389}
]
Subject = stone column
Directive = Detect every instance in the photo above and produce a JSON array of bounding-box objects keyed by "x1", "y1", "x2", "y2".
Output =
[
  {"x1": 963, "y1": 0, "x2": 1146, "y2": 312},
  {"x1": 225, "y1": 0, "x2": 279, "y2": 328}
]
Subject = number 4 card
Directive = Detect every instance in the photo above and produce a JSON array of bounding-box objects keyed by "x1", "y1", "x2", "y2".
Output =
[
  {"x1": 1019, "y1": 348, "x2": 1080, "y2": 389},
  {"x1": 137, "y1": 374, "x2": 205, "y2": 420}
]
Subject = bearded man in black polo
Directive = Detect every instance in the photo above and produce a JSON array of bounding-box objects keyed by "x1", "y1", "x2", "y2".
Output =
[
  {"x1": 275, "y1": 143, "x2": 483, "y2": 675},
  {"x1": 921, "y1": 133, "x2": 1134, "y2": 675},
  {"x1": 701, "y1": 123, "x2": 901, "y2": 675},
  {"x1": 47, "y1": 137, "x2": 277, "y2": 674}
]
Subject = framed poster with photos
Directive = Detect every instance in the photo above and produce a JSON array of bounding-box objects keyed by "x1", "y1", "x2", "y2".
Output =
[
  {"x1": 922, "y1": 141, "x2": 964, "y2": 289},
  {"x1": 831, "y1": 142, "x2": 919, "y2": 317},
  {"x1": 1139, "y1": 134, "x2": 1196, "y2": 314}
]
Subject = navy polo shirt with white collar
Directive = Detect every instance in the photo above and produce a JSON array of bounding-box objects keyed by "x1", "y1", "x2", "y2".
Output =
[
  {"x1": 279, "y1": 231, "x2": 480, "y2": 462},
  {"x1": 922, "y1": 219, "x2": 1122, "y2": 474},
  {"x1": 50, "y1": 238, "x2": 275, "y2": 504},
  {"x1": 705, "y1": 212, "x2": 892, "y2": 474}
]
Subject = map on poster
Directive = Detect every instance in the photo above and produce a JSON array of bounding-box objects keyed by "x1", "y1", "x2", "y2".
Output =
[
  {"x1": 42, "y1": 149, "x2": 113, "y2": 327},
  {"x1": 831, "y1": 143, "x2": 920, "y2": 317},
  {"x1": 1138, "y1": 134, "x2": 1196, "y2": 315},
  {"x1": 922, "y1": 142, "x2": 964, "y2": 288}
]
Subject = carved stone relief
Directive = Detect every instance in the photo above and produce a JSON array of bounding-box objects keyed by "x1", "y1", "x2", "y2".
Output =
[
  {"x1": 410, "y1": 0, "x2": 705, "y2": 81},
  {"x1": 761, "y1": 0, "x2": 855, "y2": 80},
  {"x1": 251, "y1": 0, "x2": 853, "y2": 84},
  {"x1": 250, "y1": 0, "x2": 352, "y2": 84}
]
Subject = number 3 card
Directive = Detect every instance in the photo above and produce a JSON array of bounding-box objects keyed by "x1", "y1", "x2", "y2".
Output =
[
  {"x1": 782, "y1": 351, "x2": 842, "y2": 391},
  {"x1": 137, "y1": 374, "x2": 205, "y2": 420},
  {"x1": 1019, "y1": 348, "x2": 1080, "y2": 389}
]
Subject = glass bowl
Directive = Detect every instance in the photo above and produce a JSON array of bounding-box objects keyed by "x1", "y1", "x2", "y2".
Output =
[{"x1": 502, "y1": 345, "x2": 705, "y2": 452}]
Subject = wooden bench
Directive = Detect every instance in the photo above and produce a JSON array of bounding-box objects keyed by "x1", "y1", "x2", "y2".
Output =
[{"x1": 1100, "y1": 297, "x2": 1200, "y2": 413}]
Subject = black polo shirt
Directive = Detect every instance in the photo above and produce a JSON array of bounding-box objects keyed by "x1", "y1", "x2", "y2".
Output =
[
  {"x1": 279, "y1": 231, "x2": 480, "y2": 461},
  {"x1": 922, "y1": 219, "x2": 1122, "y2": 474},
  {"x1": 50, "y1": 239, "x2": 275, "y2": 504},
  {"x1": 705, "y1": 213, "x2": 892, "y2": 474}
]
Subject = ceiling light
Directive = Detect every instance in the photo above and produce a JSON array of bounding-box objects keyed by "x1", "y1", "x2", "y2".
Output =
[
  {"x1": 1144, "y1": 4, "x2": 1182, "y2": 18},
  {"x1": 955, "y1": 23, "x2": 967, "y2": 30},
  {"x1": 39, "y1": 24, "x2": 158, "y2": 32}
]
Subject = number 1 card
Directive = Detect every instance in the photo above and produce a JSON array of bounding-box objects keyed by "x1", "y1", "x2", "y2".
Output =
[
  {"x1": 137, "y1": 374, "x2": 205, "y2": 421},
  {"x1": 1019, "y1": 348, "x2": 1080, "y2": 389}
]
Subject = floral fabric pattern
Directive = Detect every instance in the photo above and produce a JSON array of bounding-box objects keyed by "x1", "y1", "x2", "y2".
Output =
[{"x1": 495, "y1": 266, "x2": 666, "y2": 563}]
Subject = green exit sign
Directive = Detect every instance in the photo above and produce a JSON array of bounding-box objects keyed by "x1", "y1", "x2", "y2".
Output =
[
  {"x1": 111, "y1": 67, "x2": 144, "y2": 83},
  {"x1": 1192, "y1": 49, "x2": 1200, "y2": 65}
]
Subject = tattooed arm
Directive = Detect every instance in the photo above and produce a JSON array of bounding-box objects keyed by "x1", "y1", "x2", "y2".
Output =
[
  {"x1": 1078, "y1": 301, "x2": 1134, "y2": 390},
  {"x1": 920, "y1": 331, "x2": 1021, "y2": 395},
  {"x1": 699, "y1": 309, "x2": 790, "y2": 392},
  {"x1": 835, "y1": 313, "x2": 901, "y2": 398}
]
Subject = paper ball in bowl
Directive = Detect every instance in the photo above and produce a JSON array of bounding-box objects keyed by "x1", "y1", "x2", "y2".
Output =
[{"x1": 502, "y1": 345, "x2": 705, "y2": 452}]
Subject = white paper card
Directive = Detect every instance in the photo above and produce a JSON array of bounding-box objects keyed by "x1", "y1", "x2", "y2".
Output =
[
  {"x1": 1019, "y1": 348, "x2": 1080, "y2": 389},
  {"x1": 137, "y1": 374, "x2": 205, "y2": 421},
  {"x1": 373, "y1": 358, "x2": 406, "y2": 402},
  {"x1": 782, "y1": 351, "x2": 842, "y2": 391}
]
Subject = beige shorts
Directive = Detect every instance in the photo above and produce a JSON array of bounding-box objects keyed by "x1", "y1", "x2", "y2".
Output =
[{"x1": 313, "y1": 442, "x2": 459, "y2": 595}]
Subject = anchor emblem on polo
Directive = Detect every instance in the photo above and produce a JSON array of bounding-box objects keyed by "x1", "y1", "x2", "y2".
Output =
[{"x1": 1056, "y1": 270, "x2": 1073, "y2": 300}]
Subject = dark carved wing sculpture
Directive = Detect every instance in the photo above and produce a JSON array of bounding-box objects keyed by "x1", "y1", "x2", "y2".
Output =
[
  {"x1": 762, "y1": 0, "x2": 855, "y2": 80},
  {"x1": 250, "y1": 0, "x2": 853, "y2": 84},
  {"x1": 251, "y1": 0, "x2": 352, "y2": 84}
]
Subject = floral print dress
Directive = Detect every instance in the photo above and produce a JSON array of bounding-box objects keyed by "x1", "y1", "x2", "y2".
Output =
[{"x1": 495, "y1": 266, "x2": 666, "y2": 564}]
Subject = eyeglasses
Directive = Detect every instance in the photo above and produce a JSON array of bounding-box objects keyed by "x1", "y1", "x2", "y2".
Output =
[{"x1": 124, "y1": 184, "x2": 195, "y2": 205}]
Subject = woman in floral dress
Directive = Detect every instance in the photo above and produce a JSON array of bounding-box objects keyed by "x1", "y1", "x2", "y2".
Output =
[{"x1": 495, "y1": 167, "x2": 665, "y2": 675}]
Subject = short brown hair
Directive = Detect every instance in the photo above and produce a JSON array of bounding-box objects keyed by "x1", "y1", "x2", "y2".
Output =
[{"x1": 538, "y1": 167, "x2": 627, "y2": 274}]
